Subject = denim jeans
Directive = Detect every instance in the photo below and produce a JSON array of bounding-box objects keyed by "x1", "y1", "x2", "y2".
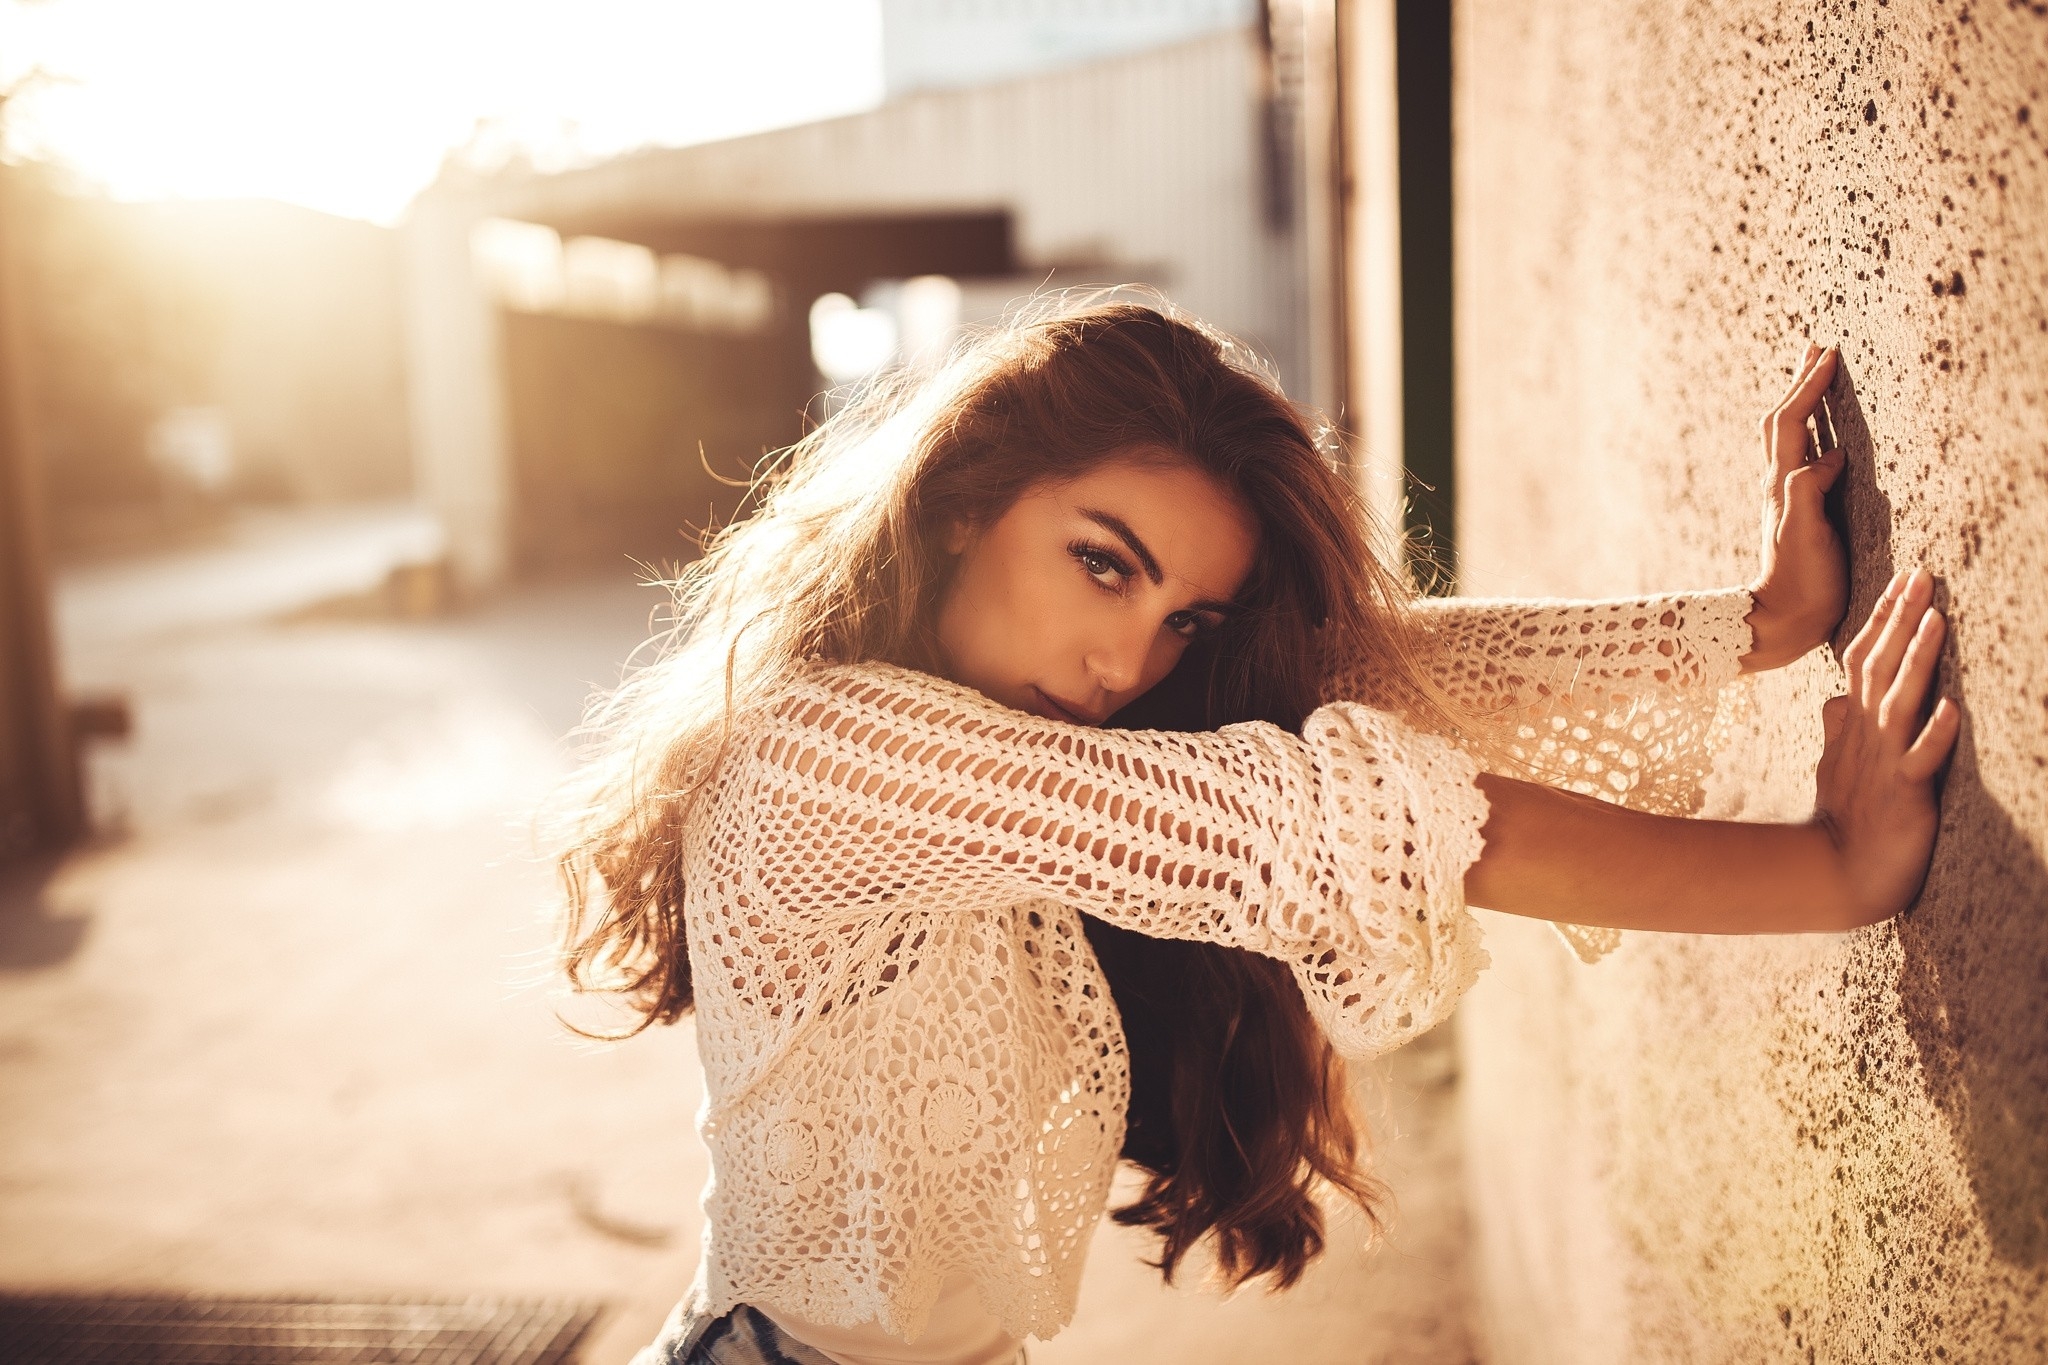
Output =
[{"x1": 630, "y1": 1292, "x2": 840, "y2": 1365}]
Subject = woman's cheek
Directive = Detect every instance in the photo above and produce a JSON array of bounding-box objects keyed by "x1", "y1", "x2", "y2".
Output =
[
  {"x1": 1040, "y1": 577, "x2": 1105, "y2": 663},
  {"x1": 985, "y1": 552, "x2": 1076, "y2": 674}
]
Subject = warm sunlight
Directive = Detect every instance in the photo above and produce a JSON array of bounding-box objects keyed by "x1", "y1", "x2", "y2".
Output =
[{"x1": 0, "y1": 0, "x2": 884, "y2": 223}]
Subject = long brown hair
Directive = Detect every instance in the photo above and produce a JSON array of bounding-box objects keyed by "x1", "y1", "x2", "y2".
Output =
[{"x1": 557, "y1": 295, "x2": 1450, "y2": 1289}]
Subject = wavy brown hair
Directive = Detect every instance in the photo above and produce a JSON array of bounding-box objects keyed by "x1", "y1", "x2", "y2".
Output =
[{"x1": 557, "y1": 295, "x2": 1452, "y2": 1290}]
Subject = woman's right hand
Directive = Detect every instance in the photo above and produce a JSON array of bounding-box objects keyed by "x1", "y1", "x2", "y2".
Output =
[{"x1": 1813, "y1": 567, "x2": 1962, "y2": 922}]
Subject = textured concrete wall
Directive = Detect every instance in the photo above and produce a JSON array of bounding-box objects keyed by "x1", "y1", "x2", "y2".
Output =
[{"x1": 1451, "y1": 4, "x2": 2047, "y2": 1362}]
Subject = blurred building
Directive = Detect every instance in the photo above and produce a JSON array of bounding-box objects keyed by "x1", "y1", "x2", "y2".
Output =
[
  {"x1": 4, "y1": 171, "x2": 412, "y2": 561},
  {"x1": 880, "y1": 0, "x2": 1256, "y2": 96},
  {"x1": 404, "y1": 14, "x2": 1341, "y2": 588}
]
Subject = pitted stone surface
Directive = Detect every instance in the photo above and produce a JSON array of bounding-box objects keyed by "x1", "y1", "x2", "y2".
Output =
[{"x1": 1453, "y1": 3, "x2": 2047, "y2": 1362}]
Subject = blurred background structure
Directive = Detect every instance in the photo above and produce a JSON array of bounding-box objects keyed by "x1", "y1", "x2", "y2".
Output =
[
  {"x1": 3, "y1": 0, "x2": 2041, "y2": 1362},
  {"x1": 404, "y1": 4, "x2": 1352, "y2": 587}
]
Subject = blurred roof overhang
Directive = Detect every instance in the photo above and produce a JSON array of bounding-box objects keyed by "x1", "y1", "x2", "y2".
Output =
[{"x1": 525, "y1": 209, "x2": 1016, "y2": 288}]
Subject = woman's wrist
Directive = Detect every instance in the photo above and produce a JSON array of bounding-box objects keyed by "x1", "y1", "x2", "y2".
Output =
[
  {"x1": 1742, "y1": 579, "x2": 1833, "y2": 673},
  {"x1": 1789, "y1": 817, "x2": 1865, "y2": 931}
]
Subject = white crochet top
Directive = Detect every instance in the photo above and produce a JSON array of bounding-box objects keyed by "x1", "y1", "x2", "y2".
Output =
[{"x1": 681, "y1": 588, "x2": 1753, "y2": 1345}]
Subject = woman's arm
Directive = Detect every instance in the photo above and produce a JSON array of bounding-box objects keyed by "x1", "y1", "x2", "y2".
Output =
[
  {"x1": 726, "y1": 663, "x2": 1491, "y2": 1056},
  {"x1": 1466, "y1": 569, "x2": 1957, "y2": 933},
  {"x1": 1367, "y1": 343, "x2": 1848, "y2": 721},
  {"x1": 1356, "y1": 344, "x2": 1857, "y2": 959},
  {"x1": 1467, "y1": 776, "x2": 1854, "y2": 931}
]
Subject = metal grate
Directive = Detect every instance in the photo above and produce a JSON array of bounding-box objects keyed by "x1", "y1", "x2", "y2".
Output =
[{"x1": 0, "y1": 1293, "x2": 605, "y2": 1365}]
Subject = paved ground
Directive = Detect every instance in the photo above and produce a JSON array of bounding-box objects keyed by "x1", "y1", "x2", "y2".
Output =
[
  {"x1": 1, "y1": 540, "x2": 1474, "y2": 1363},
  {"x1": 54, "y1": 501, "x2": 446, "y2": 647}
]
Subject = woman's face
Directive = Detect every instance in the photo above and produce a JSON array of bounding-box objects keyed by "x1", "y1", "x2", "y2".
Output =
[{"x1": 933, "y1": 453, "x2": 1259, "y2": 725}]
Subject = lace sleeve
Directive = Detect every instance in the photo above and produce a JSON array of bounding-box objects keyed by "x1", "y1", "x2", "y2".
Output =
[
  {"x1": 1333, "y1": 590, "x2": 1753, "y2": 962},
  {"x1": 722, "y1": 662, "x2": 1492, "y2": 1058}
]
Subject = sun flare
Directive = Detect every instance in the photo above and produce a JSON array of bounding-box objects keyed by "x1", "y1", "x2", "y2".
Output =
[{"x1": 0, "y1": 0, "x2": 883, "y2": 223}]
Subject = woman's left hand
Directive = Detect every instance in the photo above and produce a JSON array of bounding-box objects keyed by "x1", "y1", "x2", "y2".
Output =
[{"x1": 1743, "y1": 342, "x2": 1849, "y2": 671}]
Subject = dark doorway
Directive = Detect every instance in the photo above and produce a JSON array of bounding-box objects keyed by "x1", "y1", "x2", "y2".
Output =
[{"x1": 1396, "y1": 0, "x2": 1455, "y2": 592}]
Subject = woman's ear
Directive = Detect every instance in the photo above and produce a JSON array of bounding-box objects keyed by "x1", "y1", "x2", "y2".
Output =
[{"x1": 943, "y1": 517, "x2": 974, "y2": 556}]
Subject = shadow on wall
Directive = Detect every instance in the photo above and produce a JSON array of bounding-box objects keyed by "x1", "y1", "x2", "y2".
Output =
[
  {"x1": 1831, "y1": 364, "x2": 2048, "y2": 1269},
  {"x1": 1901, "y1": 693, "x2": 2048, "y2": 1267}
]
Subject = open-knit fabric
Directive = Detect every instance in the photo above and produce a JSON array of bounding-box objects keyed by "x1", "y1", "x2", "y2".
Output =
[
  {"x1": 681, "y1": 588, "x2": 1753, "y2": 1344},
  {"x1": 1389, "y1": 587, "x2": 1755, "y2": 961}
]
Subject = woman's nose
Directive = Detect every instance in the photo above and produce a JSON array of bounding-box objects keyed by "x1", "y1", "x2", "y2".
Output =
[{"x1": 1083, "y1": 626, "x2": 1150, "y2": 696}]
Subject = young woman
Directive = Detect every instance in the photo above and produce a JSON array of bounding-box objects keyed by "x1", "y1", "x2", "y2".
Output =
[{"x1": 559, "y1": 302, "x2": 1956, "y2": 1365}]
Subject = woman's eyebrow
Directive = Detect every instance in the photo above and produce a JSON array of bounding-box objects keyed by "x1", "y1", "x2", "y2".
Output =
[
  {"x1": 1078, "y1": 509, "x2": 1164, "y2": 583},
  {"x1": 1078, "y1": 507, "x2": 1242, "y2": 615}
]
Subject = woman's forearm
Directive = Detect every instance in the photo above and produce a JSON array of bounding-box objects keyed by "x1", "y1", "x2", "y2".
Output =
[{"x1": 1464, "y1": 773, "x2": 1864, "y2": 934}]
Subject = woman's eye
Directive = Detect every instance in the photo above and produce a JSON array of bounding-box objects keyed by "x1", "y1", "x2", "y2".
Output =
[
  {"x1": 1071, "y1": 543, "x2": 1131, "y2": 589},
  {"x1": 1166, "y1": 611, "x2": 1213, "y2": 640}
]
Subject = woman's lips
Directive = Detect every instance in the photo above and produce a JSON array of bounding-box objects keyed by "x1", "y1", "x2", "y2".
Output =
[{"x1": 1031, "y1": 687, "x2": 1098, "y2": 726}]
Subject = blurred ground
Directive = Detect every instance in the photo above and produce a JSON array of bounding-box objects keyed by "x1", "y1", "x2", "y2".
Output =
[{"x1": 0, "y1": 513, "x2": 1473, "y2": 1363}]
